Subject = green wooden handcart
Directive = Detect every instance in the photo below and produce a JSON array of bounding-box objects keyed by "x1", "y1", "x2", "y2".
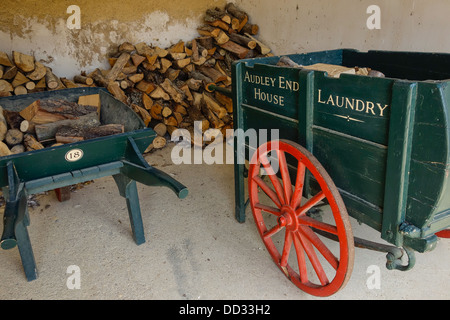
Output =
[
  {"x1": 211, "y1": 49, "x2": 450, "y2": 296},
  {"x1": 0, "y1": 87, "x2": 188, "y2": 281}
]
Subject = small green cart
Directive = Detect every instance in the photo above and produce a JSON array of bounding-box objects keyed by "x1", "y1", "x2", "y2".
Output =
[
  {"x1": 212, "y1": 49, "x2": 450, "y2": 296},
  {"x1": 0, "y1": 87, "x2": 188, "y2": 281}
]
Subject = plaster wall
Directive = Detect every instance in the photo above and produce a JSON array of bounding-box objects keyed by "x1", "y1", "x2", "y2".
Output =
[
  {"x1": 234, "y1": 0, "x2": 450, "y2": 55},
  {"x1": 0, "y1": 0, "x2": 226, "y2": 77},
  {"x1": 0, "y1": 1, "x2": 449, "y2": 79}
]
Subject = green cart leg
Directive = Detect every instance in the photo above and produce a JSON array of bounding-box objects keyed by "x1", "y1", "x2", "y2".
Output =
[
  {"x1": 15, "y1": 216, "x2": 38, "y2": 281},
  {"x1": 113, "y1": 174, "x2": 145, "y2": 245},
  {"x1": 1, "y1": 162, "x2": 38, "y2": 281},
  {"x1": 234, "y1": 162, "x2": 247, "y2": 223}
]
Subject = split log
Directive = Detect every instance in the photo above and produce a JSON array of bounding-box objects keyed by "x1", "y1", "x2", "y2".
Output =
[
  {"x1": 77, "y1": 94, "x2": 101, "y2": 115},
  {"x1": 3, "y1": 66, "x2": 17, "y2": 80},
  {"x1": 128, "y1": 73, "x2": 145, "y2": 83},
  {"x1": 153, "y1": 122, "x2": 167, "y2": 136},
  {"x1": 150, "y1": 86, "x2": 170, "y2": 101},
  {"x1": 163, "y1": 116, "x2": 178, "y2": 127},
  {"x1": 225, "y1": 3, "x2": 248, "y2": 31},
  {"x1": 131, "y1": 104, "x2": 152, "y2": 126},
  {"x1": 60, "y1": 78, "x2": 79, "y2": 89},
  {"x1": 168, "y1": 41, "x2": 185, "y2": 54},
  {"x1": 165, "y1": 68, "x2": 181, "y2": 82},
  {"x1": 229, "y1": 33, "x2": 257, "y2": 49},
  {"x1": 0, "y1": 107, "x2": 7, "y2": 141},
  {"x1": 151, "y1": 136, "x2": 167, "y2": 149},
  {"x1": 0, "y1": 80, "x2": 13, "y2": 93},
  {"x1": 27, "y1": 61, "x2": 46, "y2": 81},
  {"x1": 0, "y1": 51, "x2": 14, "y2": 67},
  {"x1": 135, "y1": 80, "x2": 156, "y2": 94},
  {"x1": 198, "y1": 66, "x2": 227, "y2": 83},
  {"x1": 160, "y1": 78, "x2": 186, "y2": 104},
  {"x1": 3, "y1": 110, "x2": 24, "y2": 130},
  {"x1": 142, "y1": 93, "x2": 153, "y2": 110},
  {"x1": 149, "y1": 103, "x2": 163, "y2": 120},
  {"x1": 89, "y1": 68, "x2": 109, "y2": 87},
  {"x1": 10, "y1": 144, "x2": 25, "y2": 154},
  {"x1": 106, "y1": 52, "x2": 131, "y2": 82},
  {"x1": 19, "y1": 99, "x2": 98, "y2": 124},
  {"x1": 202, "y1": 92, "x2": 228, "y2": 119},
  {"x1": 13, "y1": 51, "x2": 35, "y2": 73},
  {"x1": 55, "y1": 124, "x2": 124, "y2": 144},
  {"x1": 24, "y1": 134, "x2": 44, "y2": 151},
  {"x1": 0, "y1": 141, "x2": 11, "y2": 157},
  {"x1": 211, "y1": 29, "x2": 229, "y2": 45},
  {"x1": 190, "y1": 71, "x2": 213, "y2": 85},
  {"x1": 34, "y1": 112, "x2": 100, "y2": 141},
  {"x1": 241, "y1": 23, "x2": 259, "y2": 35},
  {"x1": 244, "y1": 33, "x2": 271, "y2": 55},
  {"x1": 186, "y1": 78, "x2": 203, "y2": 91},
  {"x1": 5, "y1": 129, "x2": 24, "y2": 146},
  {"x1": 45, "y1": 67, "x2": 61, "y2": 90},
  {"x1": 131, "y1": 54, "x2": 146, "y2": 66},
  {"x1": 73, "y1": 75, "x2": 94, "y2": 85},
  {"x1": 11, "y1": 71, "x2": 29, "y2": 88},
  {"x1": 220, "y1": 40, "x2": 249, "y2": 59},
  {"x1": 173, "y1": 58, "x2": 191, "y2": 69},
  {"x1": 14, "y1": 86, "x2": 27, "y2": 95},
  {"x1": 20, "y1": 120, "x2": 32, "y2": 133},
  {"x1": 201, "y1": 101, "x2": 224, "y2": 128},
  {"x1": 161, "y1": 105, "x2": 172, "y2": 118},
  {"x1": 107, "y1": 81, "x2": 128, "y2": 104},
  {"x1": 160, "y1": 58, "x2": 172, "y2": 74},
  {"x1": 118, "y1": 42, "x2": 135, "y2": 53}
]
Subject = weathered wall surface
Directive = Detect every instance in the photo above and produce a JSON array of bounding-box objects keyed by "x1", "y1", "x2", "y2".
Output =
[
  {"x1": 1, "y1": 1, "x2": 449, "y2": 78},
  {"x1": 0, "y1": 0, "x2": 227, "y2": 77},
  {"x1": 234, "y1": 0, "x2": 450, "y2": 55}
]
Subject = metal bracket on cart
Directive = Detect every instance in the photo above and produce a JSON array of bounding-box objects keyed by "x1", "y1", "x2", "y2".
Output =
[{"x1": 313, "y1": 226, "x2": 416, "y2": 272}]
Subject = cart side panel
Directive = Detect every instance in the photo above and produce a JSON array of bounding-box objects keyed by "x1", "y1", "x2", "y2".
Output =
[{"x1": 407, "y1": 82, "x2": 450, "y2": 232}]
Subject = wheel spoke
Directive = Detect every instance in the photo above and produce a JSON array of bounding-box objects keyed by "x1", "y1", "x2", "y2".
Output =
[
  {"x1": 296, "y1": 191, "x2": 325, "y2": 216},
  {"x1": 298, "y1": 216, "x2": 338, "y2": 235},
  {"x1": 254, "y1": 203, "x2": 281, "y2": 216},
  {"x1": 263, "y1": 224, "x2": 282, "y2": 239},
  {"x1": 296, "y1": 231, "x2": 329, "y2": 286},
  {"x1": 277, "y1": 150, "x2": 292, "y2": 204},
  {"x1": 299, "y1": 226, "x2": 339, "y2": 270},
  {"x1": 292, "y1": 231, "x2": 309, "y2": 283},
  {"x1": 291, "y1": 161, "x2": 306, "y2": 209},
  {"x1": 260, "y1": 153, "x2": 286, "y2": 205},
  {"x1": 252, "y1": 176, "x2": 282, "y2": 208},
  {"x1": 280, "y1": 230, "x2": 293, "y2": 268}
]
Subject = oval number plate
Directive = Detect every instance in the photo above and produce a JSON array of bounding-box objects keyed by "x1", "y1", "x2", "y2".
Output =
[{"x1": 65, "y1": 148, "x2": 84, "y2": 162}]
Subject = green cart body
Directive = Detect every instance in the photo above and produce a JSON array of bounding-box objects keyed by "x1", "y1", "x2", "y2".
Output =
[
  {"x1": 0, "y1": 87, "x2": 187, "y2": 281},
  {"x1": 231, "y1": 49, "x2": 450, "y2": 255}
]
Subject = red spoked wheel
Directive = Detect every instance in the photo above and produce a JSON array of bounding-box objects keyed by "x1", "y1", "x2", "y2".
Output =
[{"x1": 248, "y1": 140, "x2": 355, "y2": 297}]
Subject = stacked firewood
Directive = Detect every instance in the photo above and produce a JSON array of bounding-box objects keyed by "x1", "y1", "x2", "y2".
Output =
[
  {"x1": 0, "y1": 3, "x2": 271, "y2": 149},
  {"x1": 0, "y1": 50, "x2": 66, "y2": 97},
  {"x1": 0, "y1": 94, "x2": 125, "y2": 157},
  {"x1": 74, "y1": 3, "x2": 271, "y2": 148}
]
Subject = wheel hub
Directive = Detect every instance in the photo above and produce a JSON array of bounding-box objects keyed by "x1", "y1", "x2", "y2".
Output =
[{"x1": 278, "y1": 205, "x2": 298, "y2": 231}]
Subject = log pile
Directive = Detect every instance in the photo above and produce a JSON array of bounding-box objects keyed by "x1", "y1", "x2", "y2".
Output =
[
  {"x1": 73, "y1": 2, "x2": 272, "y2": 148},
  {"x1": 0, "y1": 3, "x2": 271, "y2": 150},
  {"x1": 0, "y1": 94, "x2": 124, "y2": 156}
]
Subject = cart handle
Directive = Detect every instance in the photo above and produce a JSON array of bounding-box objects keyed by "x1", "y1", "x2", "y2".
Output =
[{"x1": 206, "y1": 83, "x2": 232, "y2": 98}]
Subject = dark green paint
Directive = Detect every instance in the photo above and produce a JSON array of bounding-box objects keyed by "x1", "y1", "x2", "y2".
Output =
[
  {"x1": 231, "y1": 49, "x2": 450, "y2": 253},
  {"x1": 0, "y1": 87, "x2": 188, "y2": 281}
]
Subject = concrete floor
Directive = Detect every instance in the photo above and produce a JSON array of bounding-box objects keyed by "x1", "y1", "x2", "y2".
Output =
[{"x1": 0, "y1": 142, "x2": 448, "y2": 300}]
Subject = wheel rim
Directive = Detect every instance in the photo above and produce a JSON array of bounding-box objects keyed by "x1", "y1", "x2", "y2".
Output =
[{"x1": 248, "y1": 140, "x2": 355, "y2": 297}]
